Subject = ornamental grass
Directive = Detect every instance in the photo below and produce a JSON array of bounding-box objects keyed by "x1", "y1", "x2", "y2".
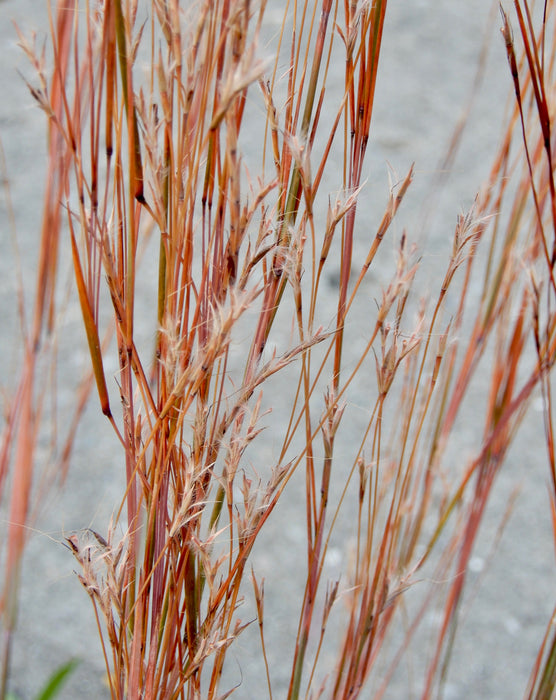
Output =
[{"x1": 2, "y1": 1, "x2": 556, "y2": 698}]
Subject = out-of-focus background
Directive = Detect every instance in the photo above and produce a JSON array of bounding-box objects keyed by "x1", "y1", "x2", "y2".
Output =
[{"x1": 0, "y1": 1, "x2": 552, "y2": 698}]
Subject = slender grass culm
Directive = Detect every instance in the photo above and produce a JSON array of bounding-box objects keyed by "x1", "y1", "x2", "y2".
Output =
[{"x1": 2, "y1": 0, "x2": 556, "y2": 698}]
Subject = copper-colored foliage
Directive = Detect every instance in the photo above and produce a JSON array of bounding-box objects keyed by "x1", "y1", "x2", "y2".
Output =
[{"x1": 3, "y1": 1, "x2": 556, "y2": 698}]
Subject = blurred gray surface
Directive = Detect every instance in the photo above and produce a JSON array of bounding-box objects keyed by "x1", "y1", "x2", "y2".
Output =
[{"x1": 0, "y1": 1, "x2": 552, "y2": 698}]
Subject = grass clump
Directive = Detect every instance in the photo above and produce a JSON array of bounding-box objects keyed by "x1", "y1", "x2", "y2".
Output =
[{"x1": 2, "y1": 0, "x2": 556, "y2": 698}]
